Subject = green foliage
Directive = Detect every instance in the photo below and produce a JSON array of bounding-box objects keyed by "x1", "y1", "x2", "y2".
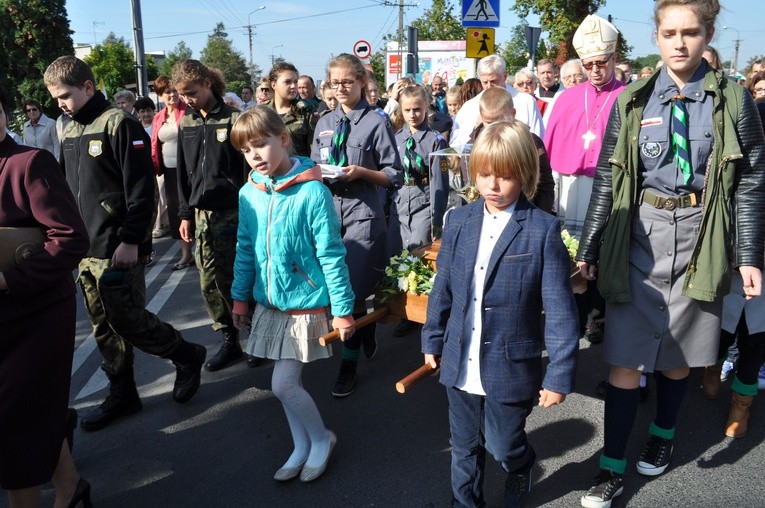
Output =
[
  {"x1": 369, "y1": 50, "x2": 386, "y2": 88},
  {"x1": 560, "y1": 229, "x2": 580, "y2": 262},
  {"x1": 380, "y1": 250, "x2": 436, "y2": 301},
  {"x1": 511, "y1": 1, "x2": 631, "y2": 63},
  {"x1": 200, "y1": 23, "x2": 250, "y2": 88},
  {"x1": 410, "y1": 0, "x2": 464, "y2": 41},
  {"x1": 84, "y1": 33, "x2": 139, "y2": 97},
  {"x1": 0, "y1": 0, "x2": 73, "y2": 116},
  {"x1": 631, "y1": 54, "x2": 661, "y2": 71},
  {"x1": 160, "y1": 41, "x2": 193, "y2": 77}
]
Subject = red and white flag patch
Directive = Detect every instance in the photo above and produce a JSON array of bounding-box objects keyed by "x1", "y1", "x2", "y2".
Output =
[{"x1": 132, "y1": 139, "x2": 145, "y2": 149}]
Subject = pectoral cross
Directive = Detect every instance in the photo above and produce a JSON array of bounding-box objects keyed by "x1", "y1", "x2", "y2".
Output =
[{"x1": 582, "y1": 130, "x2": 596, "y2": 150}]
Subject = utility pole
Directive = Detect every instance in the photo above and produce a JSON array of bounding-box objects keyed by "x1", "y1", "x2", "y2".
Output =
[
  {"x1": 724, "y1": 26, "x2": 741, "y2": 77},
  {"x1": 92, "y1": 20, "x2": 104, "y2": 46},
  {"x1": 248, "y1": 6, "x2": 266, "y2": 83},
  {"x1": 397, "y1": 0, "x2": 404, "y2": 80},
  {"x1": 129, "y1": 0, "x2": 148, "y2": 98}
]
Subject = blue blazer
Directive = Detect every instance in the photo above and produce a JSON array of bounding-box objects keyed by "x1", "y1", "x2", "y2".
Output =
[{"x1": 421, "y1": 195, "x2": 579, "y2": 403}]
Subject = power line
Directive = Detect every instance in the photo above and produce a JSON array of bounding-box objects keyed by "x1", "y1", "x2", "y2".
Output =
[{"x1": 145, "y1": 5, "x2": 379, "y2": 41}]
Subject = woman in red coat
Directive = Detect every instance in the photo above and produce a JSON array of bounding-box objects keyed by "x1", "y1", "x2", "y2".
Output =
[{"x1": 0, "y1": 89, "x2": 92, "y2": 506}]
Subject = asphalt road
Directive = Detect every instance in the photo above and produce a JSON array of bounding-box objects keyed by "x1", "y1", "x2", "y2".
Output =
[{"x1": 10, "y1": 236, "x2": 765, "y2": 507}]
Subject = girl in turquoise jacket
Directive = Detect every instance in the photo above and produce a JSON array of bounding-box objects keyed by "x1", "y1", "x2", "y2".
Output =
[{"x1": 230, "y1": 106, "x2": 355, "y2": 483}]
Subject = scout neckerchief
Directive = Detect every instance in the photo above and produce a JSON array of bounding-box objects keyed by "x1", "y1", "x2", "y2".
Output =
[
  {"x1": 671, "y1": 94, "x2": 693, "y2": 185},
  {"x1": 329, "y1": 115, "x2": 350, "y2": 166},
  {"x1": 404, "y1": 135, "x2": 425, "y2": 184}
]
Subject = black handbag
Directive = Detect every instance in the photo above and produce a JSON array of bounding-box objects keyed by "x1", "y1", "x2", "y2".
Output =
[{"x1": 0, "y1": 227, "x2": 46, "y2": 270}]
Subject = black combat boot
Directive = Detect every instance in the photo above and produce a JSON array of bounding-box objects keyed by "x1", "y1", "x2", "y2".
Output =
[
  {"x1": 204, "y1": 329, "x2": 243, "y2": 372},
  {"x1": 169, "y1": 340, "x2": 207, "y2": 403},
  {"x1": 80, "y1": 370, "x2": 142, "y2": 432}
]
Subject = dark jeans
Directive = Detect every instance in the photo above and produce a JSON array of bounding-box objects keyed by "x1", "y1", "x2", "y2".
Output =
[{"x1": 446, "y1": 387, "x2": 534, "y2": 508}]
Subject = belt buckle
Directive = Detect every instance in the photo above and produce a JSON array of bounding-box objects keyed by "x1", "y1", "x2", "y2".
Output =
[{"x1": 663, "y1": 198, "x2": 676, "y2": 210}]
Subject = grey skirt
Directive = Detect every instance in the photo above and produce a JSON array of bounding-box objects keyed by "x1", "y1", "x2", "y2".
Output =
[
  {"x1": 604, "y1": 200, "x2": 723, "y2": 372},
  {"x1": 246, "y1": 305, "x2": 333, "y2": 363}
]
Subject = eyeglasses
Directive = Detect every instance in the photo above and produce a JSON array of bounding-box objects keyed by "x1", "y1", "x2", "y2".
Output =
[
  {"x1": 754, "y1": 87, "x2": 765, "y2": 95},
  {"x1": 330, "y1": 79, "x2": 356, "y2": 89},
  {"x1": 582, "y1": 58, "x2": 612, "y2": 71},
  {"x1": 516, "y1": 80, "x2": 533, "y2": 87},
  {"x1": 25, "y1": 107, "x2": 38, "y2": 113}
]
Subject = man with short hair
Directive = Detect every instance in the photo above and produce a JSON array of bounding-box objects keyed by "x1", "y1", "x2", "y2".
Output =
[
  {"x1": 536, "y1": 59, "x2": 562, "y2": 97},
  {"x1": 297, "y1": 75, "x2": 321, "y2": 109},
  {"x1": 616, "y1": 58, "x2": 633, "y2": 82},
  {"x1": 44, "y1": 56, "x2": 207, "y2": 431},
  {"x1": 241, "y1": 86, "x2": 254, "y2": 109},
  {"x1": 22, "y1": 98, "x2": 59, "y2": 156},
  {"x1": 430, "y1": 74, "x2": 447, "y2": 114},
  {"x1": 450, "y1": 54, "x2": 544, "y2": 146},
  {"x1": 113, "y1": 89, "x2": 137, "y2": 116}
]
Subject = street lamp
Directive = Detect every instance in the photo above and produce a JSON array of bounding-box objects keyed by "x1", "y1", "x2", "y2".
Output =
[
  {"x1": 271, "y1": 45, "x2": 284, "y2": 66},
  {"x1": 724, "y1": 25, "x2": 741, "y2": 77},
  {"x1": 248, "y1": 5, "x2": 266, "y2": 70}
]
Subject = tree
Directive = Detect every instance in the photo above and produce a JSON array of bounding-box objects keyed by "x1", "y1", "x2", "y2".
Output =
[
  {"x1": 83, "y1": 33, "x2": 158, "y2": 97},
  {"x1": 369, "y1": 50, "x2": 386, "y2": 88},
  {"x1": 161, "y1": 41, "x2": 192, "y2": 76},
  {"x1": 0, "y1": 0, "x2": 73, "y2": 124},
  {"x1": 511, "y1": 1, "x2": 631, "y2": 64},
  {"x1": 199, "y1": 22, "x2": 250, "y2": 90},
  {"x1": 631, "y1": 54, "x2": 661, "y2": 71},
  {"x1": 410, "y1": 0, "x2": 464, "y2": 41}
]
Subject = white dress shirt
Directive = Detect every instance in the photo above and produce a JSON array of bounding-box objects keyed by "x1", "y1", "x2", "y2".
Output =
[{"x1": 455, "y1": 201, "x2": 516, "y2": 395}]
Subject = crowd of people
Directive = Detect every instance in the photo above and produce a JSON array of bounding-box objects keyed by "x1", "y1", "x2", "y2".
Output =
[{"x1": 2, "y1": 0, "x2": 765, "y2": 506}]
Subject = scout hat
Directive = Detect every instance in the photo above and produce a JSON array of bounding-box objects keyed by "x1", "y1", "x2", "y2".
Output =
[{"x1": 573, "y1": 14, "x2": 620, "y2": 60}]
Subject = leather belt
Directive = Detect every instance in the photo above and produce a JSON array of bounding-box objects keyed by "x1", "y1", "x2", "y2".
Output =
[{"x1": 640, "y1": 189, "x2": 702, "y2": 210}]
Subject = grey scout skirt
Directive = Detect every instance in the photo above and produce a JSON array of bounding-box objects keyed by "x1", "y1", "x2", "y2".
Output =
[{"x1": 603, "y1": 198, "x2": 723, "y2": 372}]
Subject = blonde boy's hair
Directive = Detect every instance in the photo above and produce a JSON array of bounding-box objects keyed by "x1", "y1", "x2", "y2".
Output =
[
  {"x1": 230, "y1": 105, "x2": 289, "y2": 151},
  {"x1": 470, "y1": 121, "x2": 538, "y2": 199},
  {"x1": 478, "y1": 87, "x2": 515, "y2": 120}
]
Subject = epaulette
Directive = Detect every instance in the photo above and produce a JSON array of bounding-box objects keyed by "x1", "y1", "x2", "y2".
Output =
[{"x1": 373, "y1": 108, "x2": 389, "y2": 120}]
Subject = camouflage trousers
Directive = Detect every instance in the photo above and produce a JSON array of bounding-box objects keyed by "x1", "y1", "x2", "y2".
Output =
[
  {"x1": 194, "y1": 208, "x2": 238, "y2": 333},
  {"x1": 78, "y1": 257, "x2": 182, "y2": 376}
]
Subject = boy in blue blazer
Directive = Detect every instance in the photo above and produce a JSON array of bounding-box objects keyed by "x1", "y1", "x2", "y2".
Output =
[{"x1": 422, "y1": 121, "x2": 579, "y2": 507}]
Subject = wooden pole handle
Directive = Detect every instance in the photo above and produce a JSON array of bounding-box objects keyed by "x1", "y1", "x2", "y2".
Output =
[
  {"x1": 396, "y1": 363, "x2": 437, "y2": 394},
  {"x1": 319, "y1": 307, "x2": 390, "y2": 346}
]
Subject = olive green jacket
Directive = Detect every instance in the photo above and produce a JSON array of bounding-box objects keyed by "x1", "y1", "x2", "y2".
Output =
[{"x1": 578, "y1": 66, "x2": 765, "y2": 303}]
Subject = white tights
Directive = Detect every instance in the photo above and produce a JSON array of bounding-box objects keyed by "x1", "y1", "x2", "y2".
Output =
[{"x1": 271, "y1": 359, "x2": 331, "y2": 469}]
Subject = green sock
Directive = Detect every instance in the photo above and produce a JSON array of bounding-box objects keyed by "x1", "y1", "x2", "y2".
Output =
[
  {"x1": 341, "y1": 347, "x2": 360, "y2": 362},
  {"x1": 648, "y1": 421, "x2": 675, "y2": 440},
  {"x1": 731, "y1": 376, "x2": 758, "y2": 397},
  {"x1": 599, "y1": 455, "x2": 627, "y2": 475}
]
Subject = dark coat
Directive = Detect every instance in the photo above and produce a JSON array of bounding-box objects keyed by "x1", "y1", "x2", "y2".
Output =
[
  {"x1": 0, "y1": 136, "x2": 89, "y2": 322},
  {"x1": 421, "y1": 195, "x2": 578, "y2": 403}
]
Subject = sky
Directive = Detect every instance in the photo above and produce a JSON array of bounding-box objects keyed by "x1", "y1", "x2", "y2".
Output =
[{"x1": 64, "y1": 0, "x2": 764, "y2": 81}]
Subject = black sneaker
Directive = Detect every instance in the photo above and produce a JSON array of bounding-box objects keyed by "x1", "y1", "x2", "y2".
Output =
[
  {"x1": 581, "y1": 469, "x2": 624, "y2": 508},
  {"x1": 392, "y1": 319, "x2": 418, "y2": 337},
  {"x1": 332, "y1": 360, "x2": 358, "y2": 398},
  {"x1": 636, "y1": 435, "x2": 673, "y2": 476},
  {"x1": 505, "y1": 449, "x2": 535, "y2": 507},
  {"x1": 362, "y1": 333, "x2": 377, "y2": 360}
]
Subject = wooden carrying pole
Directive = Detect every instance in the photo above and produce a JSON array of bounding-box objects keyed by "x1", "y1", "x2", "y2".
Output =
[
  {"x1": 395, "y1": 363, "x2": 438, "y2": 393},
  {"x1": 319, "y1": 307, "x2": 390, "y2": 346}
]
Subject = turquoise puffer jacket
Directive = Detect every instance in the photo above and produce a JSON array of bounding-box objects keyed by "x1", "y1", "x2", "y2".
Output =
[{"x1": 231, "y1": 156, "x2": 355, "y2": 317}]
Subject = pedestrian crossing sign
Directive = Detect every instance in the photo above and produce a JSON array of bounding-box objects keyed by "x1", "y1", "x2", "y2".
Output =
[
  {"x1": 466, "y1": 28, "x2": 495, "y2": 58},
  {"x1": 462, "y1": 0, "x2": 500, "y2": 28}
]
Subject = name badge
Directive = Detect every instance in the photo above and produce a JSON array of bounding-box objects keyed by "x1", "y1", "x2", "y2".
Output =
[{"x1": 641, "y1": 117, "x2": 663, "y2": 127}]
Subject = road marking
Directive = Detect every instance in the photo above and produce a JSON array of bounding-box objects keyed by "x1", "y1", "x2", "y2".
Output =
[{"x1": 74, "y1": 242, "x2": 186, "y2": 400}]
